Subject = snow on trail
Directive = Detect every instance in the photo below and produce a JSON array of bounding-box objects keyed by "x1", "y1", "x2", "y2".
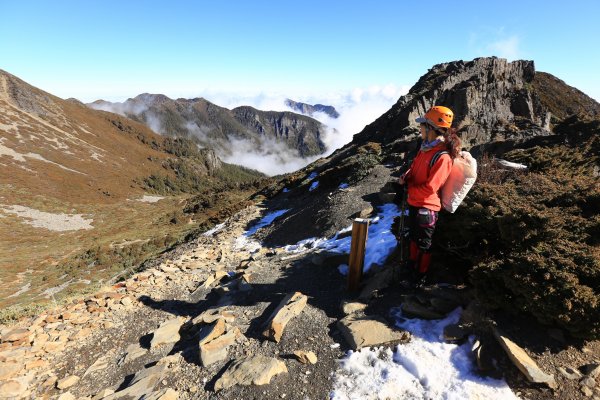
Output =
[
  {"x1": 285, "y1": 203, "x2": 399, "y2": 273},
  {"x1": 235, "y1": 209, "x2": 290, "y2": 252},
  {"x1": 232, "y1": 204, "x2": 516, "y2": 399},
  {"x1": 331, "y1": 309, "x2": 518, "y2": 400},
  {"x1": 203, "y1": 222, "x2": 225, "y2": 237}
]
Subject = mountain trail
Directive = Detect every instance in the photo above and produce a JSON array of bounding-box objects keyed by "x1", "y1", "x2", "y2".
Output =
[{"x1": 0, "y1": 204, "x2": 350, "y2": 399}]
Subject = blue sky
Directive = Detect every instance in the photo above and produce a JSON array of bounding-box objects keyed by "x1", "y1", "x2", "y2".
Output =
[{"x1": 1, "y1": 0, "x2": 599, "y2": 102}]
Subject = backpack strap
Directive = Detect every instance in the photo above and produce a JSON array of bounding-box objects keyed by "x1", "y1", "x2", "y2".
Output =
[{"x1": 429, "y1": 150, "x2": 449, "y2": 169}]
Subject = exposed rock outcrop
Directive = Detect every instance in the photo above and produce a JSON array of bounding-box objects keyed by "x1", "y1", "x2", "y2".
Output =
[{"x1": 354, "y1": 57, "x2": 553, "y2": 148}]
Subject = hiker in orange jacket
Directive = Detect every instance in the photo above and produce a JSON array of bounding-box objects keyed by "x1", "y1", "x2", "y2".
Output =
[{"x1": 399, "y1": 106, "x2": 462, "y2": 282}]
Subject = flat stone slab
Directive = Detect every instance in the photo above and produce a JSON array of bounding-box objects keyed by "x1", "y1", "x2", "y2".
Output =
[
  {"x1": 214, "y1": 355, "x2": 288, "y2": 391},
  {"x1": 337, "y1": 314, "x2": 410, "y2": 350},
  {"x1": 263, "y1": 292, "x2": 308, "y2": 342},
  {"x1": 199, "y1": 327, "x2": 241, "y2": 367},
  {"x1": 150, "y1": 317, "x2": 186, "y2": 349},
  {"x1": 123, "y1": 343, "x2": 148, "y2": 364},
  {"x1": 56, "y1": 375, "x2": 80, "y2": 390},
  {"x1": 103, "y1": 363, "x2": 168, "y2": 399},
  {"x1": 493, "y1": 328, "x2": 556, "y2": 389}
]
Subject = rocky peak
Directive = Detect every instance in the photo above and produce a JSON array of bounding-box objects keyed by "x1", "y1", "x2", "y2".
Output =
[
  {"x1": 285, "y1": 99, "x2": 340, "y2": 119},
  {"x1": 356, "y1": 57, "x2": 557, "y2": 148}
]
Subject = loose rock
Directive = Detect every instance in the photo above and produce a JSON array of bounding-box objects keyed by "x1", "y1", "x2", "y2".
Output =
[
  {"x1": 214, "y1": 355, "x2": 288, "y2": 391},
  {"x1": 263, "y1": 292, "x2": 308, "y2": 342},
  {"x1": 340, "y1": 301, "x2": 367, "y2": 316},
  {"x1": 56, "y1": 375, "x2": 80, "y2": 390},
  {"x1": 150, "y1": 317, "x2": 186, "y2": 349},
  {"x1": 293, "y1": 350, "x2": 317, "y2": 365},
  {"x1": 493, "y1": 328, "x2": 556, "y2": 389},
  {"x1": 102, "y1": 363, "x2": 168, "y2": 399},
  {"x1": 337, "y1": 314, "x2": 410, "y2": 350}
]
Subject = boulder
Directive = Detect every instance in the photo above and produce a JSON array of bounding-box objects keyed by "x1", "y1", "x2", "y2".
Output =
[
  {"x1": 337, "y1": 314, "x2": 410, "y2": 350},
  {"x1": 263, "y1": 292, "x2": 308, "y2": 342},
  {"x1": 150, "y1": 317, "x2": 185, "y2": 349},
  {"x1": 214, "y1": 355, "x2": 288, "y2": 391},
  {"x1": 201, "y1": 271, "x2": 229, "y2": 288},
  {"x1": 493, "y1": 328, "x2": 556, "y2": 389}
]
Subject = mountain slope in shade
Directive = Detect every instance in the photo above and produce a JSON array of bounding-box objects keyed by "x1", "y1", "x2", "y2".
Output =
[
  {"x1": 285, "y1": 98, "x2": 340, "y2": 119},
  {"x1": 89, "y1": 94, "x2": 329, "y2": 158}
]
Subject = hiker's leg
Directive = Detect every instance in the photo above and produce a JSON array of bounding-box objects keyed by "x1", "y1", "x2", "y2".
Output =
[
  {"x1": 407, "y1": 206, "x2": 420, "y2": 270},
  {"x1": 415, "y1": 208, "x2": 438, "y2": 275}
]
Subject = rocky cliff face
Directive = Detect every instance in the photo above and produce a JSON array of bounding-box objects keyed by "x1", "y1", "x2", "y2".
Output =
[
  {"x1": 232, "y1": 106, "x2": 326, "y2": 157},
  {"x1": 285, "y1": 99, "x2": 340, "y2": 119},
  {"x1": 90, "y1": 95, "x2": 328, "y2": 158},
  {"x1": 353, "y1": 57, "x2": 580, "y2": 148}
]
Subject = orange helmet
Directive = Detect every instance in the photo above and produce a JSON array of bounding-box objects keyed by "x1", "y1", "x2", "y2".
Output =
[{"x1": 416, "y1": 106, "x2": 454, "y2": 129}]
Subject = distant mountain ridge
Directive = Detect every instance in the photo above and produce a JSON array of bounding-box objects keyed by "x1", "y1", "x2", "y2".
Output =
[
  {"x1": 284, "y1": 99, "x2": 340, "y2": 119},
  {"x1": 90, "y1": 94, "x2": 329, "y2": 158},
  {"x1": 0, "y1": 70, "x2": 260, "y2": 204}
]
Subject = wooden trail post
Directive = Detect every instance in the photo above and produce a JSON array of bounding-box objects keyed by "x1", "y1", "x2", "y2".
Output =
[{"x1": 348, "y1": 218, "x2": 369, "y2": 292}]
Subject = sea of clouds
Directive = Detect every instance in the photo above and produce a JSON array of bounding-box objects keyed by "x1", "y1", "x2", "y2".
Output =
[
  {"x1": 90, "y1": 84, "x2": 409, "y2": 176},
  {"x1": 206, "y1": 84, "x2": 409, "y2": 175}
]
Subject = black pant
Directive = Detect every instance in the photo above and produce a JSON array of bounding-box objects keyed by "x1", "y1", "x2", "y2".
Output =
[{"x1": 407, "y1": 206, "x2": 438, "y2": 251}]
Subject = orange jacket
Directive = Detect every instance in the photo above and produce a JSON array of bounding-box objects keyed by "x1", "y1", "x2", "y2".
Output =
[{"x1": 403, "y1": 143, "x2": 452, "y2": 211}]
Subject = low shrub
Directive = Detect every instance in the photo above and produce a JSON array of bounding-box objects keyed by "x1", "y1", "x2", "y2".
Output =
[{"x1": 436, "y1": 126, "x2": 600, "y2": 338}]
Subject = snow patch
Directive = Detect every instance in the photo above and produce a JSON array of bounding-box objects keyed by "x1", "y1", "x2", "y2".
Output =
[
  {"x1": 331, "y1": 308, "x2": 518, "y2": 399},
  {"x1": 0, "y1": 141, "x2": 85, "y2": 175},
  {"x1": 0, "y1": 205, "x2": 94, "y2": 232},
  {"x1": 203, "y1": 222, "x2": 226, "y2": 237},
  {"x1": 309, "y1": 181, "x2": 320, "y2": 191},
  {"x1": 7, "y1": 283, "x2": 31, "y2": 298},
  {"x1": 497, "y1": 159, "x2": 527, "y2": 170},
  {"x1": 244, "y1": 209, "x2": 289, "y2": 237},
  {"x1": 338, "y1": 183, "x2": 349, "y2": 189},
  {"x1": 138, "y1": 195, "x2": 165, "y2": 203}
]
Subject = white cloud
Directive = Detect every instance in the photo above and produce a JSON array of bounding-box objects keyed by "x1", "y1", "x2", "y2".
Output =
[
  {"x1": 469, "y1": 27, "x2": 523, "y2": 61},
  {"x1": 487, "y1": 35, "x2": 521, "y2": 60}
]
